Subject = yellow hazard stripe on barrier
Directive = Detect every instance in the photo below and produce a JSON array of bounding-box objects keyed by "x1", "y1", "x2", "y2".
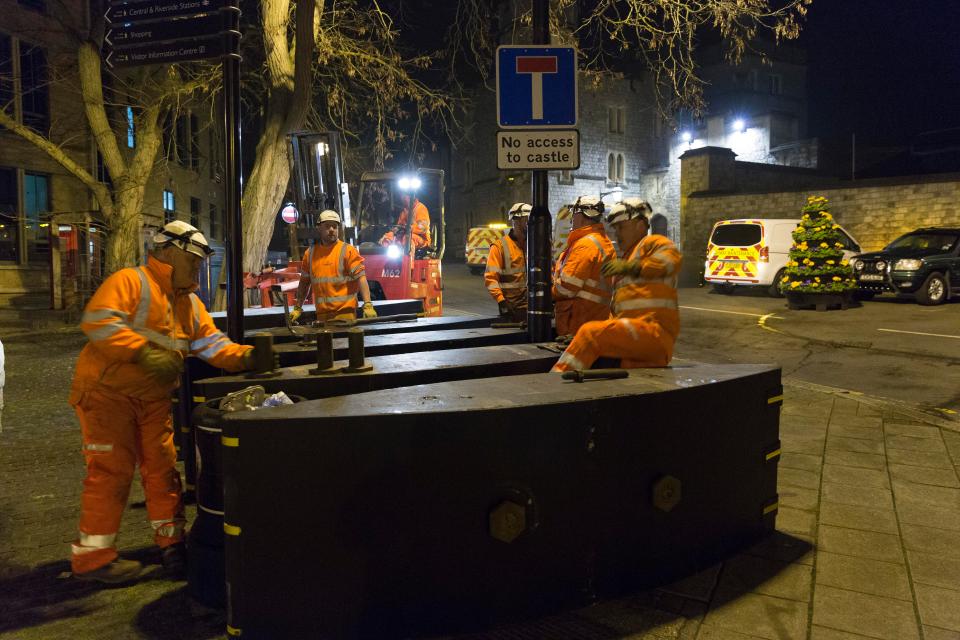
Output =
[
  {"x1": 762, "y1": 501, "x2": 779, "y2": 515},
  {"x1": 193, "y1": 396, "x2": 205, "y2": 403},
  {"x1": 222, "y1": 436, "x2": 239, "y2": 447},
  {"x1": 224, "y1": 522, "x2": 241, "y2": 536},
  {"x1": 227, "y1": 624, "x2": 242, "y2": 636},
  {"x1": 765, "y1": 448, "x2": 782, "y2": 461},
  {"x1": 767, "y1": 394, "x2": 784, "y2": 405}
]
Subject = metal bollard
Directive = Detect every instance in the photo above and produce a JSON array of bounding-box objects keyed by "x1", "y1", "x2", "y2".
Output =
[
  {"x1": 309, "y1": 330, "x2": 339, "y2": 375},
  {"x1": 246, "y1": 333, "x2": 279, "y2": 378},
  {"x1": 343, "y1": 328, "x2": 373, "y2": 373}
]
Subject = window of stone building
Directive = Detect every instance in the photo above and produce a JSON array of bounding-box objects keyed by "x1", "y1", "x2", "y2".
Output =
[
  {"x1": 190, "y1": 197, "x2": 201, "y2": 229},
  {"x1": 95, "y1": 150, "x2": 113, "y2": 188},
  {"x1": 189, "y1": 114, "x2": 200, "y2": 171},
  {"x1": 163, "y1": 190, "x2": 176, "y2": 224},
  {"x1": 175, "y1": 116, "x2": 189, "y2": 166},
  {"x1": 122, "y1": 106, "x2": 135, "y2": 148},
  {"x1": 607, "y1": 152, "x2": 625, "y2": 184},
  {"x1": 0, "y1": 34, "x2": 13, "y2": 111},
  {"x1": 0, "y1": 167, "x2": 18, "y2": 262},
  {"x1": 653, "y1": 114, "x2": 664, "y2": 139},
  {"x1": 19, "y1": 42, "x2": 49, "y2": 132},
  {"x1": 749, "y1": 69, "x2": 759, "y2": 92},
  {"x1": 463, "y1": 158, "x2": 473, "y2": 190},
  {"x1": 209, "y1": 203, "x2": 219, "y2": 240},
  {"x1": 557, "y1": 169, "x2": 574, "y2": 185},
  {"x1": 163, "y1": 114, "x2": 175, "y2": 162},
  {"x1": 17, "y1": 0, "x2": 46, "y2": 12},
  {"x1": 768, "y1": 74, "x2": 782, "y2": 96},
  {"x1": 608, "y1": 106, "x2": 625, "y2": 134},
  {"x1": 24, "y1": 172, "x2": 49, "y2": 262},
  {"x1": 651, "y1": 213, "x2": 670, "y2": 239}
]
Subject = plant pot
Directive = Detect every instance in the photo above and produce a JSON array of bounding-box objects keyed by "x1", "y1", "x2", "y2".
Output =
[{"x1": 785, "y1": 290, "x2": 856, "y2": 311}]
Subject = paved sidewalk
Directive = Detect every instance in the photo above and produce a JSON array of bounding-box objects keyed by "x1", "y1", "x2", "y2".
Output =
[{"x1": 1, "y1": 334, "x2": 959, "y2": 638}]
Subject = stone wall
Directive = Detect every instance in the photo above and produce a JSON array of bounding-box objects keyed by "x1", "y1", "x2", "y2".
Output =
[{"x1": 679, "y1": 146, "x2": 960, "y2": 284}]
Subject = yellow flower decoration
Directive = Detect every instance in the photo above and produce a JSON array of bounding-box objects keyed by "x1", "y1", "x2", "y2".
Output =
[
  {"x1": 814, "y1": 277, "x2": 821, "y2": 282},
  {"x1": 841, "y1": 260, "x2": 849, "y2": 266},
  {"x1": 832, "y1": 224, "x2": 840, "y2": 229},
  {"x1": 820, "y1": 242, "x2": 829, "y2": 248},
  {"x1": 832, "y1": 276, "x2": 841, "y2": 282},
  {"x1": 781, "y1": 276, "x2": 789, "y2": 282},
  {"x1": 826, "y1": 260, "x2": 836, "y2": 265},
  {"x1": 834, "y1": 242, "x2": 843, "y2": 248},
  {"x1": 790, "y1": 281, "x2": 800, "y2": 288},
  {"x1": 811, "y1": 282, "x2": 819, "y2": 287}
]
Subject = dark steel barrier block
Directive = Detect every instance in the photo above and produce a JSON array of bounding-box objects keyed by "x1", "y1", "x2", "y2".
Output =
[
  {"x1": 195, "y1": 344, "x2": 559, "y2": 403},
  {"x1": 221, "y1": 363, "x2": 782, "y2": 638},
  {"x1": 210, "y1": 299, "x2": 424, "y2": 331},
  {"x1": 249, "y1": 315, "x2": 496, "y2": 343}
]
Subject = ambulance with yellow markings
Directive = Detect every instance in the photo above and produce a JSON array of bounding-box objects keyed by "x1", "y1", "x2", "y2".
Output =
[{"x1": 705, "y1": 218, "x2": 861, "y2": 297}]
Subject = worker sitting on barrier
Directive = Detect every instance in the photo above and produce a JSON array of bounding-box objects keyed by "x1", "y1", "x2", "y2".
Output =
[
  {"x1": 291, "y1": 210, "x2": 376, "y2": 324},
  {"x1": 552, "y1": 199, "x2": 682, "y2": 373},
  {"x1": 485, "y1": 202, "x2": 530, "y2": 321},
  {"x1": 552, "y1": 195, "x2": 616, "y2": 339},
  {"x1": 69, "y1": 221, "x2": 257, "y2": 584}
]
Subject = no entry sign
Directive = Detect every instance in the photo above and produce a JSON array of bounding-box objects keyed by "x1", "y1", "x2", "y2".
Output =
[{"x1": 280, "y1": 203, "x2": 299, "y2": 224}]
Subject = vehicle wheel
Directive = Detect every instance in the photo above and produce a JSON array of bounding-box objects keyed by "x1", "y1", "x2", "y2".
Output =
[
  {"x1": 916, "y1": 272, "x2": 948, "y2": 306},
  {"x1": 768, "y1": 269, "x2": 786, "y2": 298},
  {"x1": 712, "y1": 283, "x2": 734, "y2": 295}
]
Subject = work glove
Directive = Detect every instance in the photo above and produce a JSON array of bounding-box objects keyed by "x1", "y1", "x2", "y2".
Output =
[
  {"x1": 242, "y1": 347, "x2": 257, "y2": 371},
  {"x1": 289, "y1": 306, "x2": 303, "y2": 324},
  {"x1": 137, "y1": 344, "x2": 184, "y2": 385},
  {"x1": 362, "y1": 304, "x2": 378, "y2": 319},
  {"x1": 497, "y1": 300, "x2": 512, "y2": 318},
  {"x1": 601, "y1": 259, "x2": 642, "y2": 278}
]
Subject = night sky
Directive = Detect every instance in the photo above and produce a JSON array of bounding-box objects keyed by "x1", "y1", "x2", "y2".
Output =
[{"x1": 800, "y1": 0, "x2": 960, "y2": 146}]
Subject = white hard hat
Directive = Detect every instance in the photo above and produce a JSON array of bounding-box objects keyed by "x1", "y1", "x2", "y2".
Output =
[
  {"x1": 571, "y1": 195, "x2": 605, "y2": 219},
  {"x1": 153, "y1": 220, "x2": 213, "y2": 258},
  {"x1": 607, "y1": 198, "x2": 652, "y2": 225},
  {"x1": 318, "y1": 210, "x2": 341, "y2": 224},
  {"x1": 508, "y1": 203, "x2": 532, "y2": 220}
]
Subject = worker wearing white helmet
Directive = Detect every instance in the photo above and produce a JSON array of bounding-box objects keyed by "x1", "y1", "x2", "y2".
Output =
[
  {"x1": 552, "y1": 195, "x2": 616, "y2": 337},
  {"x1": 552, "y1": 198, "x2": 683, "y2": 372},
  {"x1": 291, "y1": 210, "x2": 376, "y2": 323},
  {"x1": 484, "y1": 202, "x2": 530, "y2": 320},
  {"x1": 70, "y1": 220, "x2": 256, "y2": 583}
]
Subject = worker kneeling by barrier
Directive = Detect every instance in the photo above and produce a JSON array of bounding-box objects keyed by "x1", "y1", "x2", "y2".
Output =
[
  {"x1": 188, "y1": 390, "x2": 305, "y2": 607},
  {"x1": 220, "y1": 363, "x2": 783, "y2": 639}
]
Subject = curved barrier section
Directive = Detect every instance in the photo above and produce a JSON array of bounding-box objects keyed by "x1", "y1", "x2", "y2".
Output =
[{"x1": 220, "y1": 363, "x2": 782, "y2": 639}]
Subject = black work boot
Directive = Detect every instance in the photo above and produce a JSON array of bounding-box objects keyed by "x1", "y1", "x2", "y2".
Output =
[
  {"x1": 74, "y1": 558, "x2": 142, "y2": 584},
  {"x1": 161, "y1": 542, "x2": 187, "y2": 577}
]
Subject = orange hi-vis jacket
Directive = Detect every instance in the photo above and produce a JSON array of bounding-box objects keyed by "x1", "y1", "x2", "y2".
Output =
[
  {"x1": 484, "y1": 231, "x2": 527, "y2": 306},
  {"x1": 302, "y1": 240, "x2": 366, "y2": 319},
  {"x1": 72, "y1": 256, "x2": 251, "y2": 402},
  {"x1": 611, "y1": 234, "x2": 682, "y2": 338},
  {"x1": 552, "y1": 223, "x2": 616, "y2": 335},
  {"x1": 398, "y1": 200, "x2": 431, "y2": 249}
]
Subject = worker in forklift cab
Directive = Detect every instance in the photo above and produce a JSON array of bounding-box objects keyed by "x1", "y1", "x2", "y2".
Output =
[
  {"x1": 379, "y1": 194, "x2": 431, "y2": 250},
  {"x1": 290, "y1": 210, "x2": 377, "y2": 323}
]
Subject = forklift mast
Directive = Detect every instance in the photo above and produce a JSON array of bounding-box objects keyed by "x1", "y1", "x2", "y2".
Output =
[{"x1": 288, "y1": 131, "x2": 350, "y2": 243}]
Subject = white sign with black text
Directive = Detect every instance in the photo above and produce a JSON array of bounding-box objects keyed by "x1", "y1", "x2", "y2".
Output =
[{"x1": 496, "y1": 130, "x2": 580, "y2": 170}]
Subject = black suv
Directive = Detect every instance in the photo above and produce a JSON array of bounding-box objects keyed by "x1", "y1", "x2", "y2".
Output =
[{"x1": 851, "y1": 227, "x2": 960, "y2": 305}]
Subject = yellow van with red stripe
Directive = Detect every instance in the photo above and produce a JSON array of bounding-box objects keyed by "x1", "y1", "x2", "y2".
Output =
[
  {"x1": 705, "y1": 219, "x2": 861, "y2": 296},
  {"x1": 465, "y1": 223, "x2": 509, "y2": 274}
]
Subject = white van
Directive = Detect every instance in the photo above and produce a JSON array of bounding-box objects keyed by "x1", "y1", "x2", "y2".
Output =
[{"x1": 704, "y1": 218, "x2": 862, "y2": 296}]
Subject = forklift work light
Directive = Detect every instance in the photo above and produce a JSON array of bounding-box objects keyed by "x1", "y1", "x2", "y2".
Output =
[
  {"x1": 397, "y1": 176, "x2": 422, "y2": 191},
  {"x1": 386, "y1": 244, "x2": 403, "y2": 260}
]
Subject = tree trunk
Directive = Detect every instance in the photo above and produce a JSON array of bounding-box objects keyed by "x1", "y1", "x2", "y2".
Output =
[
  {"x1": 104, "y1": 184, "x2": 146, "y2": 272},
  {"x1": 241, "y1": 113, "x2": 290, "y2": 273}
]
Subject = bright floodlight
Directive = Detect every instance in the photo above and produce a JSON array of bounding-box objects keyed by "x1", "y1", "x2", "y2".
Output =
[
  {"x1": 386, "y1": 244, "x2": 403, "y2": 259},
  {"x1": 398, "y1": 176, "x2": 421, "y2": 191},
  {"x1": 732, "y1": 118, "x2": 746, "y2": 132},
  {"x1": 681, "y1": 131, "x2": 692, "y2": 142}
]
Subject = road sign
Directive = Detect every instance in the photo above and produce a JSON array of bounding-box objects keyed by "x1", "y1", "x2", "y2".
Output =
[
  {"x1": 496, "y1": 46, "x2": 577, "y2": 128},
  {"x1": 280, "y1": 203, "x2": 299, "y2": 224},
  {"x1": 106, "y1": 0, "x2": 225, "y2": 24},
  {"x1": 107, "y1": 14, "x2": 222, "y2": 47},
  {"x1": 496, "y1": 130, "x2": 580, "y2": 170},
  {"x1": 105, "y1": 35, "x2": 223, "y2": 68}
]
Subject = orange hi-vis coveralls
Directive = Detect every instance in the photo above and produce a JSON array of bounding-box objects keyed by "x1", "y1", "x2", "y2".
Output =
[
  {"x1": 552, "y1": 223, "x2": 616, "y2": 336},
  {"x1": 380, "y1": 200, "x2": 431, "y2": 250},
  {"x1": 484, "y1": 230, "x2": 527, "y2": 313},
  {"x1": 70, "y1": 256, "x2": 252, "y2": 574},
  {"x1": 302, "y1": 239, "x2": 366, "y2": 321},
  {"x1": 552, "y1": 234, "x2": 682, "y2": 372}
]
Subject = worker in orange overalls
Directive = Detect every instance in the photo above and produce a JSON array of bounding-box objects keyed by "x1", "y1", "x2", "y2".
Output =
[
  {"x1": 552, "y1": 199, "x2": 682, "y2": 372},
  {"x1": 379, "y1": 194, "x2": 431, "y2": 250},
  {"x1": 290, "y1": 210, "x2": 376, "y2": 323},
  {"x1": 70, "y1": 221, "x2": 255, "y2": 583},
  {"x1": 552, "y1": 195, "x2": 616, "y2": 338},
  {"x1": 485, "y1": 202, "x2": 529, "y2": 321}
]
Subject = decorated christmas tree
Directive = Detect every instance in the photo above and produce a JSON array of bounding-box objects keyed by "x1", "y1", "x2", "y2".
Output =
[{"x1": 780, "y1": 196, "x2": 856, "y2": 295}]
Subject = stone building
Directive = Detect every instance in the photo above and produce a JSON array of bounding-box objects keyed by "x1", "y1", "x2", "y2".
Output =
[{"x1": 0, "y1": 0, "x2": 225, "y2": 308}]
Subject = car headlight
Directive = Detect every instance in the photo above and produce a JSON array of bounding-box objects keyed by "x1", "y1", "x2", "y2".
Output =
[
  {"x1": 386, "y1": 244, "x2": 403, "y2": 260},
  {"x1": 852, "y1": 259, "x2": 863, "y2": 271},
  {"x1": 875, "y1": 260, "x2": 887, "y2": 271},
  {"x1": 893, "y1": 258, "x2": 922, "y2": 271}
]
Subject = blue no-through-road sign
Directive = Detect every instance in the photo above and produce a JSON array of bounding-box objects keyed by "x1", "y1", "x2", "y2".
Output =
[{"x1": 496, "y1": 45, "x2": 577, "y2": 128}]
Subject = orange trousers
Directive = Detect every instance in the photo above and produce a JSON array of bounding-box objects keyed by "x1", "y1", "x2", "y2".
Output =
[
  {"x1": 551, "y1": 316, "x2": 674, "y2": 372},
  {"x1": 554, "y1": 299, "x2": 611, "y2": 338},
  {"x1": 70, "y1": 389, "x2": 185, "y2": 574}
]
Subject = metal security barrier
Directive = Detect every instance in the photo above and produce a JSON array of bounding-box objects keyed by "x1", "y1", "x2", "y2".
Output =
[{"x1": 220, "y1": 363, "x2": 782, "y2": 638}]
